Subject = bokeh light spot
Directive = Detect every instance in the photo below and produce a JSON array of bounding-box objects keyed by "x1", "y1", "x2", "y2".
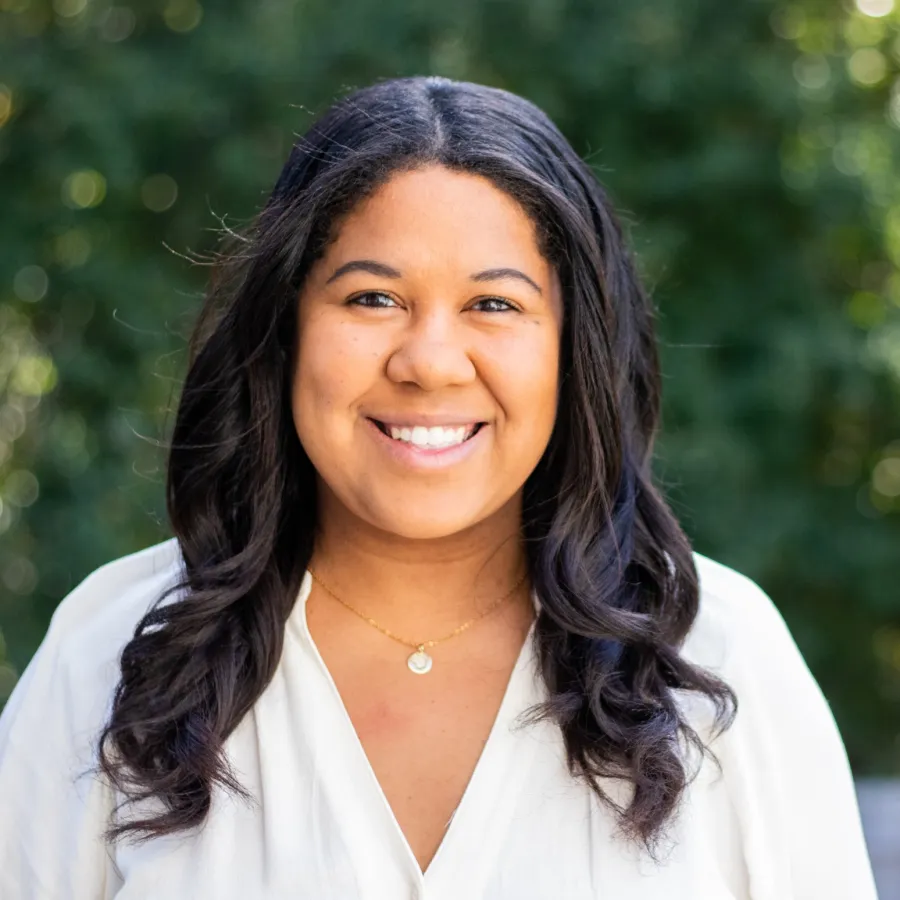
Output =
[
  {"x1": 873, "y1": 457, "x2": 900, "y2": 497},
  {"x1": 0, "y1": 501, "x2": 13, "y2": 537},
  {"x1": 888, "y1": 271, "x2": 900, "y2": 306},
  {"x1": 866, "y1": 324, "x2": 900, "y2": 379},
  {"x1": 13, "y1": 265, "x2": 48, "y2": 303},
  {"x1": 845, "y1": 13, "x2": 888, "y2": 47},
  {"x1": 140, "y1": 173, "x2": 178, "y2": 212},
  {"x1": 3, "y1": 470, "x2": 40, "y2": 508},
  {"x1": 53, "y1": 0, "x2": 87, "y2": 17},
  {"x1": 793, "y1": 55, "x2": 831, "y2": 90},
  {"x1": 163, "y1": 0, "x2": 202, "y2": 32},
  {"x1": 889, "y1": 88, "x2": 900, "y2": 128},
  {"x1": 98, "y1": 6, "x2": 136, "y2": 41},
  {"x1": 53, "y1": 228, "x2": 92, "y2": 268},
  {"x1": 848, "y1": 47, "x2": 888, "y2": 86},
  {"x1": 62, "y1": 169, "x2": 107, "y2": 209},
  {"x1": 0, "y1": 85, "x2": 12, "y2": 129},
  {"x1": 0, "y1": 404, "x2": 26, "y2": 443},
  {"x1": 11, "y1": 354, "x2": 58, "y2": 396},
  {"x1": 848, "y1": 290, "x2": 886, "y2": 327},
  {"x1": 2, "y1": 556, "x2": 37, "y2": 595},
  {"x1": 770, "y1": 6, "x2": 807, "y2": 40},
  {"x1": 856, "y1": 0, "x2": 895, "y2": 17}
]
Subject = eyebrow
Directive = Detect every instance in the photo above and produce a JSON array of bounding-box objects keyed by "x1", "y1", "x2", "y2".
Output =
[
  {"x1": 326, "y1": 260, "x2": 402, "y2": 283},
  {"x1": 470, "y1": 267, "x2": 542, "y2": 296},
  {"x1": 325, "y1": 259, "x2": 543, "y2": 296}
]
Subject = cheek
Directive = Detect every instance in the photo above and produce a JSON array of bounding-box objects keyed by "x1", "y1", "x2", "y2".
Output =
[
  {"x1": 529, "y1": 319, "x2": 562, "y2": 421},
  {"x1": 292, "y1": 320, "x2": 375, "y2": 430},
  {"x1": 488, "y1": 325, "x2": 560, "y2": 436},
  {"x1": 521, "y1": 353, "x2": 560, "y2": 433}
]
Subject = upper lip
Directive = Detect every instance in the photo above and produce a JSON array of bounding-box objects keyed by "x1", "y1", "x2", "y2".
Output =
[{"x1": 366, "y1": 414, "x2": 487, "y2": 428}]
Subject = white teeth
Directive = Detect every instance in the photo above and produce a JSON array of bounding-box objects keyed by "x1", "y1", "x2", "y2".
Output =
[{"x1": 388, "y1": 424, "x2": 473, "y2": 448}]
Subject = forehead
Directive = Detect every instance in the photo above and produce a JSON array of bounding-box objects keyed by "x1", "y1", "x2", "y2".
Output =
[{"x1": 322, "y1": 165, "x2": 551, "y2": 275}]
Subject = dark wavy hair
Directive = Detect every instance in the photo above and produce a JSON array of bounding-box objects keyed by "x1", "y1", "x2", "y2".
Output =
[{"x1": 98, "y1": 76, "x2": 737, "y2": 858}]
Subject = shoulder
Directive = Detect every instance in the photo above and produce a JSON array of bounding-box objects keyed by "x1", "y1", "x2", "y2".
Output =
[
  {"x1": 0, "y1": 537, "x2": 184, "y2": 747},
  {"x1": 681, "y1": 551, "x2": 799, "y2": 676},
  {"x1": 53, "y1": 535, "x2": 184, "y2": 628},
  {"x1": 677, "y1": 550, "x2": 830, "y2": 746},
  {"x1": 677, "y1": 564, "x2": 877, "y2": 897},
  {"x1": 0, "y1": 539, "x2": 183, "y2": 894},
  {"x1": 679, "y1": 551, "x2": 841, "y2": 760},
  {"x1": 46, "y1": 536, "x2": 185, "y2": 669}
]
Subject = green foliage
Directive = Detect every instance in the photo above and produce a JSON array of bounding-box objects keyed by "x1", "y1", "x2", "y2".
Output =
[{"x1": 1, "y1": 0, "x2": 898, "y2": 770}]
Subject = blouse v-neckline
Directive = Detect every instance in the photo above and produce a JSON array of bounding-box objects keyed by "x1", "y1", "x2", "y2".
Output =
[{"x1": 286, "y1": 569, "x2": 545, "y2": 896}]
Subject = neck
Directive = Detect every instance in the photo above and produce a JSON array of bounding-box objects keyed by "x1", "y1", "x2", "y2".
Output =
[{"x1": 308, "y1": 491, "x2": 532, "y2": 637}]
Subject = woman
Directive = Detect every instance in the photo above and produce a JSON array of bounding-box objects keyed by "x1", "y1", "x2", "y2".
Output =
[{"x1": 0, "y1": 76, "x2": 878, "y2": 899}]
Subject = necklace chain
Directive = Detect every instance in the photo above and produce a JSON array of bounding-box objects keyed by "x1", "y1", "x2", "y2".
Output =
[{"x1": 307, "y1": 566, "x2": 529, "y2": 651}]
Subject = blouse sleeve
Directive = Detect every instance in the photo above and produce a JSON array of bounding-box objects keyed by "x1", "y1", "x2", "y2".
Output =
[
  {"x1": 0, "y1": 615, "x2": 122, "y2": 898},
  {"x1": 703, "y1": 564, "x2": 879, "y2": 900},
  {"x1": 0, "y1": 540, "x2": 180, "y2": 899}
]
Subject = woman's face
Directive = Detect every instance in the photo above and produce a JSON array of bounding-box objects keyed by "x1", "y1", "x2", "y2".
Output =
[{"x1": 293, "y1": 164, "x2": 563, "y2": 540}]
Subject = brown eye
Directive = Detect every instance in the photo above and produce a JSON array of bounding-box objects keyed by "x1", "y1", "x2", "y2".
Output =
[
  {"x1": 347, "y1": 291, "x2": 398, "y2": 309},
  {"x1": 471, "y1": 296, "x2": 519, "y2": 313}
]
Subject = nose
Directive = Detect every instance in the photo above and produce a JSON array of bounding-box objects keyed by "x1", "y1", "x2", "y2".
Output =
[{"x1": 384, "y1": 308, "x2": 477, "y2": 391}]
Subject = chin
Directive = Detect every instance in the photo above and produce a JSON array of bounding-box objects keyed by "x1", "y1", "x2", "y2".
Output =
[{"x1": 364, "y1": 502, "x2": 490, "y2": 541}]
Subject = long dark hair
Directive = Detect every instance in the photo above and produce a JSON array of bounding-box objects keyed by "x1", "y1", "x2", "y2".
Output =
[{"x1": 99, "y1": 76, "x2": 736, "y2": 858}]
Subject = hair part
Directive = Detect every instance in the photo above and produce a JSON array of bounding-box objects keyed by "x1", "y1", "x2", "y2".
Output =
[{"x1": 98, "y1": 76, "x2": 736, "y2": 859}]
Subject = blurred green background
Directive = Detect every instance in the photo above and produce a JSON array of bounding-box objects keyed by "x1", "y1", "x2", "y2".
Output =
[{"x1": 0, "y1": 0, "x2": 898, "y2": 775}]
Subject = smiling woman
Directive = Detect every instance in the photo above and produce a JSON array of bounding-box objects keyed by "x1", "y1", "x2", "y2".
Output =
[
  {"x1": 0, "y1": 77, "x2": 878, "y2": 899},
  {"x1": 293, "y1": 165, "x2": 562, "y2": 539}
]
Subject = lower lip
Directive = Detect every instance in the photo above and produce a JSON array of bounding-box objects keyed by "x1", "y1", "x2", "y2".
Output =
[{"x1": 364, "y1": 418, "x2": 488, "y2": 470}]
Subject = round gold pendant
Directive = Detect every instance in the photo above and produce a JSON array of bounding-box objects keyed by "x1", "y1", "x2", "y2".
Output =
[{"x1": 407, "y1": 647, "x2": 433, "y2": 674}]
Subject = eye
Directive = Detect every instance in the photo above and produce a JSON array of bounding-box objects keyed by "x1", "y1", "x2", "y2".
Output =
[
  {"x1": 470, "y1": 296, "x2": 520, "y2": 313},
  {"x1": 346, "y1": 291, "x2": 399, "y2": 309}
]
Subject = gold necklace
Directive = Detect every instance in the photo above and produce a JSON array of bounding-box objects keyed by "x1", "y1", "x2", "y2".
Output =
[{"x1": 307, "y1": 567, "x2": 529, "y2": 674}]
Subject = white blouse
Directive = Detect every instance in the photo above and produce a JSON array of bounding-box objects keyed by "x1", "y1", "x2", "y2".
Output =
[{"x1": 0, "y1": 537, "x2": 878, "y2": 899}]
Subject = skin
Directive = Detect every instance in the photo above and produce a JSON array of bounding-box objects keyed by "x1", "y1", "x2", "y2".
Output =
[{"x1": 291, "y1": 163, "x2": 563, "y2": 872}]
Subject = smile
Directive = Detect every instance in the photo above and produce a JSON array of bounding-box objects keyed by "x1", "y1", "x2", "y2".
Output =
[
  {"x1": 369, "y1": 420, "x2": 484, "y2": 449},
  {"x1": 364, "y1": 417, "x2": 489, "y2": 469}
]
